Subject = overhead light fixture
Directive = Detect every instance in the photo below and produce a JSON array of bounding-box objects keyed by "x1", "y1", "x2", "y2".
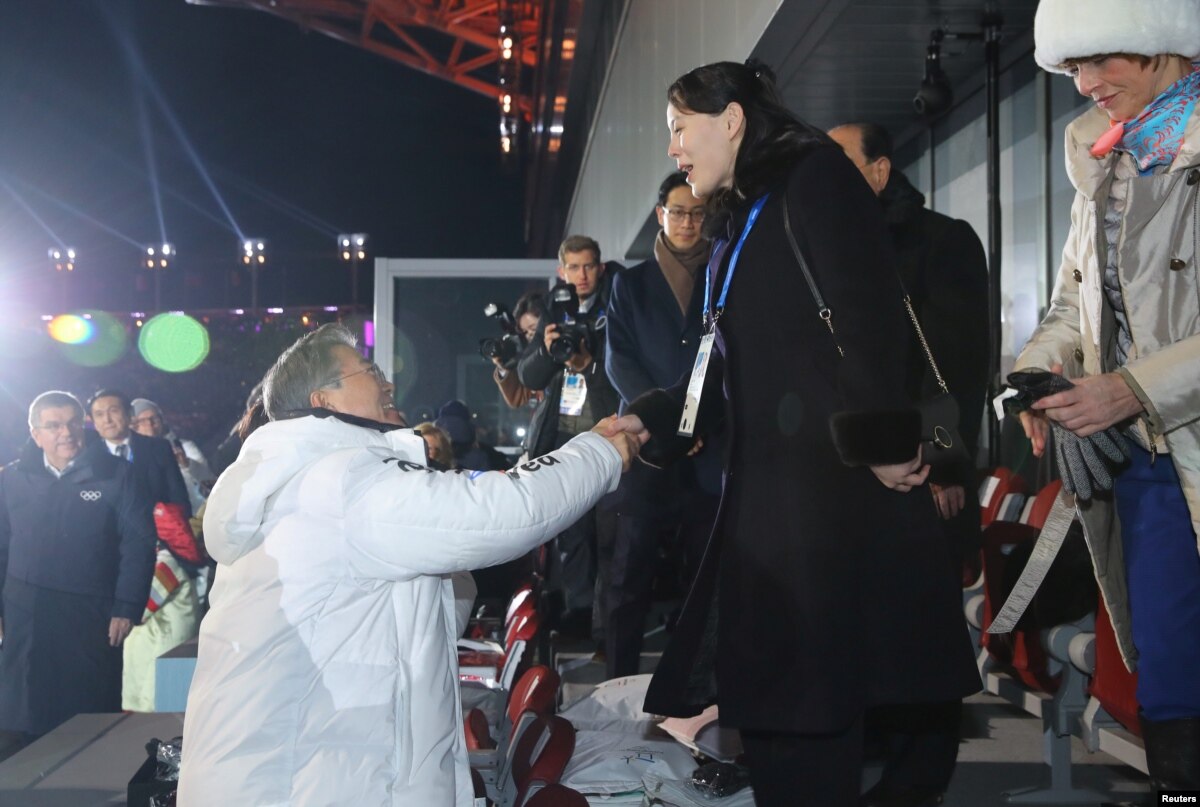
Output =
[{"x1": 914, "y1": 30, "x2": 953, "y2": 119}]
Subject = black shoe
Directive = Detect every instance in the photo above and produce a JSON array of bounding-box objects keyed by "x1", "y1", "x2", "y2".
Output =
[
  {"x1": 1140, "y1": 712, "x2": 1200, "y2": 792},
  {"x1": 859, "y1": 782, "x2": 944, "y2": 807}
]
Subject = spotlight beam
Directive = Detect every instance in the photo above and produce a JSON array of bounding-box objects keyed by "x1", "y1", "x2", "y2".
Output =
[
  {"x1": 106, "y1": 18, "x2": 246, "y2": 242},
  {"x1": 4, "y1": 174, "x2": 145, "y2": 249},
  {"x1": 135, "y1": 88, "x2": 169, "y2": 244},
  {"x1": 220, "y1": 172, "x2": 342, "y2": 237},
  {"x1": 0, "y1": 178, "x2": 66, "y2": 248}
]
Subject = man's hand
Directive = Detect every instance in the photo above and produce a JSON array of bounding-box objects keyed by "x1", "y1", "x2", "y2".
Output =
[
  {"x1": 173, "y1": 447, "x2": 190, "y2": 469},
  {"x1": 544, "y1": 323, "x2": 592, "y2": 372},
  {"x1": 108, "y1": 617, "x2": 133, "y2": 647},
  {"x1": 1032, "y1": 370, "x2": 1143, "y2": 438},
  {"x1": 564, "y1": 340, "x2": 593, "y2": 373},
  {"x1": 870, "y1": 449, "x2": 930, "y2": 493},
  {"x1": 930, "y1": 483, "x2": 966, "y2": 519},
  {"x1": 592, "y1": 416, "x2": 649, "y2": 472},
  {"x1": 599, "y1": 414, "x2": 649, "y2": 441}
]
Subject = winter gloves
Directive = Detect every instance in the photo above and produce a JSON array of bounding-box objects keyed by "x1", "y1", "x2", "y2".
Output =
[{"x1": 1005, "y1": 369, "x2": 1131, "y2": 501}]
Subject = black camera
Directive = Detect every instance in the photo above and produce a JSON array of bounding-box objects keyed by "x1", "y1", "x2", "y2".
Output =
[
  {"x1": 478, "y1": 302, "x2": 523, "y2": 367},
  {"x1": 546, "y1": 281, "x2": 589, "y2": 365}
]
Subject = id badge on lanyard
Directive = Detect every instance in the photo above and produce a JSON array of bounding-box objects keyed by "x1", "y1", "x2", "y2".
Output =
[
  {"x1": 676, "y1": 193, "x2": 769, "y2": 438},
  {"x1": 560, "y1": 371, "x2": 587, "y2": 416},
  {"x1": 677, "y1": 332, "x2": 716, "y2": 437}
]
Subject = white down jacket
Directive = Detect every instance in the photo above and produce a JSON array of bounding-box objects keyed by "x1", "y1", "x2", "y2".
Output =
[{"x1": 177, "y1": 414, "x2": 621, "y2": 806}]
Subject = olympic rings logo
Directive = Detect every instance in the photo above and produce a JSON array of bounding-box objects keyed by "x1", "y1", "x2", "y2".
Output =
[{"x1": 80, "y1": 490, "x2": 102, "y2": 502}]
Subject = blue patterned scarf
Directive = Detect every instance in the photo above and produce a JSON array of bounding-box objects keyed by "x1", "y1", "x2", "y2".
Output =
[{"x1": 1094, "y1": 65, "x2": 1200, "y2": 175}]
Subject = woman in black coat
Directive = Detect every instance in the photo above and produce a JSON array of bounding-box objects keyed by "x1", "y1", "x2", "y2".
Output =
[{"x1": 607, "y1": 61, "x2": 980, "y2": 805}]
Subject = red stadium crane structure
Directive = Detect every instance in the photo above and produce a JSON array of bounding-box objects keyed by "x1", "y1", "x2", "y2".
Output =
[{"x1": 186, "y1": 0, "x2": 540, "y2": 128}]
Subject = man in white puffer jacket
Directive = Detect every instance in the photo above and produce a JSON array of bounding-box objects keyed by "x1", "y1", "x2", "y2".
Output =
[{"x1": 178, "y1": 324, "x2": 643, "y2": 806}]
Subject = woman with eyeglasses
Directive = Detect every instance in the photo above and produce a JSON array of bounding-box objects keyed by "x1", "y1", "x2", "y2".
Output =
[{"x1": 606, "y1": 61, "x2": 979, "y2": 805}]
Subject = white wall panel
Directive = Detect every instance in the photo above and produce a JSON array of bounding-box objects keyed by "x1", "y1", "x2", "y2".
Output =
[{"x1": 565, "y1": 0, "x2": 783, "y2": 260}]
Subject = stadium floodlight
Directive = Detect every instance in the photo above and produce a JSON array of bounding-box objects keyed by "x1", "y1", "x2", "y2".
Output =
[
  {"x1": 337, "y1": 233, "x2": 368, "y2": 308},
  {"x1": 240, "y1": 238, "x2": 268, "y2": 312},
  {"x1": 48, "y1": 247, "x2": 77, "y2": 272},
  {"x1": 145, "y1": 242, "x2": 174, "y2": 270}
]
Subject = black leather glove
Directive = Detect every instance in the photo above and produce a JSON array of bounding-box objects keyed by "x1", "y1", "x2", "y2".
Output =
[
  {"x1": 1004, "y1": 369, "x2": 1074, "y2": 416},
  {"x1": 1006, "y1": 369, "x2": 1130, "y2": 501}
]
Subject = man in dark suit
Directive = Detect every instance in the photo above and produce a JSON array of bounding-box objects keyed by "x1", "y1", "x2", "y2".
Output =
[
  {"x1": 88, "y1": 389, "x2": 192, "y2": 519},
  {"x1": 0, "y1": 391, "x2": 156, "y2": 746},
  {"x1": 829, "y1": 122, "x2": 989, "y2": 807},
  {"x1": 602, "y1": 171, "x2": 721, "y2": 679}
]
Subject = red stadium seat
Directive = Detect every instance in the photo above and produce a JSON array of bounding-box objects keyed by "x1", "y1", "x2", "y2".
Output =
[
  {"x1": 1021, "y1": 479, "x2": 1063, "y2": 530},
  {"x1": 1088, "y1": 597, "x2": 1141, "y2": 737},
  {"x1": 979, "y1": 467, "x2": 1028, "y2": 528},
  {"x1": 511, "y1": 715, "x2": 575, "y2": 807},
  {"x1": 979, "y1": 518, "x2": 1059, "y2": 693},
  {"x1": 507, "y1": 665, "x2": 560, "y2": 730}
]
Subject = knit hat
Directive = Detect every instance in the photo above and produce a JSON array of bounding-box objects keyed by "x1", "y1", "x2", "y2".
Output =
[
  {"x1": 131, "y1": 398, "x2": 162, "y2": 418},
  {"x1": 1034, "y1": 0, "x2": 1200, "y2": 74}
]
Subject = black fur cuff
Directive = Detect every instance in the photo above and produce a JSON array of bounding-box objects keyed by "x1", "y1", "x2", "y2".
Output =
[{"x1": 829, "y1": 409, "x2": 921, "y2": 467}]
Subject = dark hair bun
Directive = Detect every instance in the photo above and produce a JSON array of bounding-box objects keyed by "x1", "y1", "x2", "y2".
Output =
[{"x1": 743, "y1": 58, "x2": 777, "y2": 86}]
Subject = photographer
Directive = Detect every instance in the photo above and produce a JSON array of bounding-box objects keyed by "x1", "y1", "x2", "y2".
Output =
[
  {"x1": 489, "y1": 291, "x2": 545, "y2": 410},
  {"x1": 517, "y1": 235, "x2": 620, "y2": 639}
]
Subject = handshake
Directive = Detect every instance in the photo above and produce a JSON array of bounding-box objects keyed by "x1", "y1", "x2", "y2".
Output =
[{"x1": 590, "y1": 415, "x2": 651, "y2": 472}]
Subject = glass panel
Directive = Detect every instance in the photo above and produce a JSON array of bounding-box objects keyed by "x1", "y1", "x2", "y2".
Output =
[{"x1": 390, "y1": 276, "x2": 547, "y2": 451}]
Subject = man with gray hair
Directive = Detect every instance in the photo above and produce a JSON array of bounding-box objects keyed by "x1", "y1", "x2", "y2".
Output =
[
  {"x1": 129, "y1": 397, "x2": 215, "y2": 513},
  {"x1": 179, "y1": 323, "x2": 644, "y2": 806},
  {"x1": 0, "y1": 391, "x2": 157, "y2": 747}
]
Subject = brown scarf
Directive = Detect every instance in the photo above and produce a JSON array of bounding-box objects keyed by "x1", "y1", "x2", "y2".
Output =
[{"x1": 653, "y1": 231, "x2": 710, "y2": 315}]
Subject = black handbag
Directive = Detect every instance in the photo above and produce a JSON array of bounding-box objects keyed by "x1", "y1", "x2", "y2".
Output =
[{"x1": 781, "y1": 194, "x2": 968, "y2": 469}]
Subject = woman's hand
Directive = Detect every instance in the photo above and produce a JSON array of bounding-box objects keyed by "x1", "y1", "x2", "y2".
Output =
[
  {"x1": 869, "y1": 449, "x2": 929, "y2": 493},
  {"x1": 1032, "y1": 371, "x2": 1143, "y2": 437},
  {"x1": 930, "y1": 483, "x2": 966, "y2": 519},
  {"x1": 1020, "y1": 410, "x2": 1050, "y2": 457}
]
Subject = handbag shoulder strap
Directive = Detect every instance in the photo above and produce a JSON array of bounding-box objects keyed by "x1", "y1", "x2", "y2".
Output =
[
  {"x1": 781, "y1": 193, "x2": 843, "y2": 356},
  {"x1": 901, "y1": 294, "x2": 950, "y2": 395},
  {"x1": 781, "y1": 193, "x2": 950, "y2": 394}
]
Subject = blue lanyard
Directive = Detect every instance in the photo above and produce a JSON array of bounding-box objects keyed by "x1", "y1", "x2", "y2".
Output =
[{"x1": 703, "y1": 194, "x2": 769, "y2": 329}]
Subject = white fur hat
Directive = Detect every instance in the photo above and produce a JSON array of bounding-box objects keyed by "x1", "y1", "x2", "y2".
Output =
[{"x1": 1034, "y1": 0, "x2": 1200, "y2": 74}]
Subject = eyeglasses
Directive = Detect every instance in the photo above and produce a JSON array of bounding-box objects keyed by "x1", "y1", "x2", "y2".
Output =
[
  {"x1": 324, "y1": 362, "x2": 387, "y2": 387},
  {"x1": 131, "y1": 414, "x2": 163, "y2": 427},
  {"x1": 35, "y1": 419, "x2": 83, "y2": 434},
  {"x1": 664, "y1": 207, "x2": 706, "y2": 223}
]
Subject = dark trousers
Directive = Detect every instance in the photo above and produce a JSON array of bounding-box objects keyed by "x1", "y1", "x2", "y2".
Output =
[
  {"x1": 604, "y1": 493, "x2": 717, "y2": 679},
  {"x1": 866, "y1": 699, "x2": 962, "y2": 791},
  {"x1": 553, "y1": 504, "x2": 616, "y2": 615},
  {"x1": 740, "y1": 717, "x2": 864, "y2": 807}
]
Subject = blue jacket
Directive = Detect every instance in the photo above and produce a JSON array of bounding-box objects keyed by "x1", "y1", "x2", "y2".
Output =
[{"x1": 0, "y1": 440, "x2": 158, "y2": 620}]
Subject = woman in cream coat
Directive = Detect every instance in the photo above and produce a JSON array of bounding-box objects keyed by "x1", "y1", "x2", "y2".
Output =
[{"x1": 1016, "y1": 0, "x2": 1200, "y2": 791}]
